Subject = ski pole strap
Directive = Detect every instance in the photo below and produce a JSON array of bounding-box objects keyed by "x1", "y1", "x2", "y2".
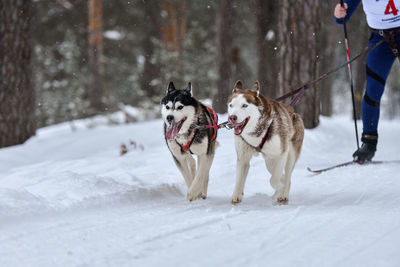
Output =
[{"x1": 275, "y1": 38, "x2": 385, "y2": 104}]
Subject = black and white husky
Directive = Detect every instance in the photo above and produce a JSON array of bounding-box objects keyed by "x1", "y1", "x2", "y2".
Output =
[{"x1": 161, "y1": 82, "x2": 218, "y2": 201}]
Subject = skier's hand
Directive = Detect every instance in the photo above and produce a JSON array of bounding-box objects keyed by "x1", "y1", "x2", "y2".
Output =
[{"x1": 334, "y1": 3, "x2": 348, "y2": 18}]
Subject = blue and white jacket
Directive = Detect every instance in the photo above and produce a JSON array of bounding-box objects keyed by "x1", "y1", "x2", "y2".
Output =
[{"x1": 335, "y1": 0, "x2": 400, "y2": 29}]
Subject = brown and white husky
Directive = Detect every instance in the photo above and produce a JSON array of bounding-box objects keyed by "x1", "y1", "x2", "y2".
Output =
[{"x1": 227, "y1": 80, "x2": 304, "y2": 205}]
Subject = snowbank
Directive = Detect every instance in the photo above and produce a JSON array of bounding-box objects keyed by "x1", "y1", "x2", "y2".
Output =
[{"x1": 1, "y1": 115, "x2": 400, "y2": 267}]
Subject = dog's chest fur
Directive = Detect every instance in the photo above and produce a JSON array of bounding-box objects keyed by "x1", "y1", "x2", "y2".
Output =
[
  {"x1": 239, "y1": 96, "x2": 294, "y2": 156},
  {"x1": 165, "y1": 104, "x2": 213, "y2": 156},
  {"x1": 167, "y1": 135, "x2": 209, "y2": 156}
]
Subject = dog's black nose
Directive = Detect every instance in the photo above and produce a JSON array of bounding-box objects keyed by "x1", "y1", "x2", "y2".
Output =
[
  {"x1": 167, "y1": 115, "x2": 174, "y2": 123},
  {"x1": 229, "y1": 115, "x2": 237, "y2": 123}
]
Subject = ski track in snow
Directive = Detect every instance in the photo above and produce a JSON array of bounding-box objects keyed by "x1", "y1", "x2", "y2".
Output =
[{"x1": 1, "y1": 115, "x2": 400, "y2": 267}]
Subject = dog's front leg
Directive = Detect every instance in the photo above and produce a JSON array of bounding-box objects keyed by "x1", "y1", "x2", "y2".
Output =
[
  {"x1": 187, "y1": 155, "x2": 196, "y2": 184},
  {"x1": 187, "y1": 154, "x2": 213, "y2": 201},
  {"x1": 173, "y1": 155, "x2": 195, "y2": 188},
  {"x1": 200, "y1": 143, "x2": 216, "y2": 199},
  {"x1": 279, "y1": 149, "x2": 297, "y2": 205},
  {"x1": 230, "y1": 137, "x2": 253, "y2": 205},
  {"x1": 267, "y1": 153, "x2": 288, "y2": 205}
]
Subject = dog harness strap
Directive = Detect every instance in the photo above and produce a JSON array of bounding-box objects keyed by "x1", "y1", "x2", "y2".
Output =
[
  {"x1": 370, "y1": 27, "x2": 400, "y2": 60},
  {"x1": 180, "y1": 129, "x2": 197, "y2": 153},
  {"x1": 386, "y1": 31, "x2": 400, "y2": 59},
  {"x1": 185, "y1": 106, "x2": 218, "y2": 149},
  {"x1": 205, "y1": 106, "x2": 219, "y2": 142},
  {"x1": 257, "y1": 113, "x2": 295, "y2": 152},
  {"x1": 257, "y1": 127, "x2": 270, "y2": 152},
  {"x1": 179, "y1": 118, "x2": 199, "y2": 153}
]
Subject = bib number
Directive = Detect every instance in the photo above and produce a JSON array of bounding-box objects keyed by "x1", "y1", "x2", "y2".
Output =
[{"x1": 385, "y1": 0, "x2": 399, "y2": 16}]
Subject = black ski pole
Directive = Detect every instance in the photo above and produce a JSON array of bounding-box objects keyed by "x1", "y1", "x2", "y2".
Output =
[{"x1": 340, "y1": 0, "x2": 360, "y2": 150}]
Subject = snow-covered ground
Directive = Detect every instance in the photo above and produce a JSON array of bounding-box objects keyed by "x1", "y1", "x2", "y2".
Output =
[{"x1": 1, "y1": 115, "x2": 400, "y2": 267}]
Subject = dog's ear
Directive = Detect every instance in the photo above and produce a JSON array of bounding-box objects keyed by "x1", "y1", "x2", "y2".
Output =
[
  {"x1": 233, "y1": 80, "x2": 243, "y2": 93},
  {"x1": 185, "y1": 82, "x2": 192, "y2": 96},
  {"x1": 167, "y1": 81, "x2": 176, "y2": 94},
  {"x1": 250, "y1": 80, "x2": 260, "y2": 97}
]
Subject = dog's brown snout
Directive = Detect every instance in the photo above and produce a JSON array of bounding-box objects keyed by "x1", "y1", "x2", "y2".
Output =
[
  {"x1": 229, "y1": 115, "x2": 237, "y2": 123},
  {"x1": 167, "y1": 115, "x2": 174, "y2": 123}
]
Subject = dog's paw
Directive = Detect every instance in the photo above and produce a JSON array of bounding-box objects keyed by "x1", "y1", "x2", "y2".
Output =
[
  {"x1": 275, "y1": 197, "x2": 289, "y2": 205},
  {"x1": 187, "y1": 193, "x2": 197, "y2": 202},
  {"x1": 230, "y1": 194, "x2": 243, "y2": 205},
  {"x1": 187, "y1": 188, "x2": 203, "y2": 202}
]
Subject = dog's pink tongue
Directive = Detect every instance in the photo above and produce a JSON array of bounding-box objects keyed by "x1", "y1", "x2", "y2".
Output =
[
  {"x1": 230, "y1": 121, "x2": 243, "y2": 135},
  {"x1": 234, "y1": 127, "x2": 242, "y2": 135},
  {"x1": 166, "y1": 121, "x2": 180, "y2": 140}
]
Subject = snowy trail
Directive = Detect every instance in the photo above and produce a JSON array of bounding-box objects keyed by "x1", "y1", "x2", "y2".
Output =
[{"x1": 1, "y1": 116, "x2": 400, "y2": 266}]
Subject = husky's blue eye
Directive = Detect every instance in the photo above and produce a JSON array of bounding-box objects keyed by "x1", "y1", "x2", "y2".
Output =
[
  {"x1": 177, "y1": 105, "x2": 184, "y2": 110},
  {"x1": 242, "y1": 104, "x2": 248, "y2": 108}
]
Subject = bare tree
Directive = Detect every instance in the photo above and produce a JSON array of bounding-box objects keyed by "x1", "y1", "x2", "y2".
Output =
[
  {"x1": 256, "y1": 0, "x2": 278, "y2": 98},
  {"x1": 88, "y1": 0, "x2": 105, "y2": 113},
  {"x1": 0, "y1": 0, "x2": 36, "y2": 148},
  {"x1": 140, "y1": 1, "x2": 162, "y2": 101},
  {"x1": 386, "y1": 63, "x2": 400, "y2": 118},
  {"x1": 161, "y1": 0, "x2": 186, "y2": 83},
  {"x1": 278, "y1": 0, "x2": 320, "y2": 128},
  {"x1": 318, "y1": 0, "x2": 340, "y2": 117},
  {"x1": 212, "y1": 0, "x2": 234, "y2": 113}
]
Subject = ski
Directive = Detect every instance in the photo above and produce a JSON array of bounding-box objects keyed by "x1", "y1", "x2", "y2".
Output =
[{"x1": 307, "y1": 160, "x2": 400, "y2": 174}]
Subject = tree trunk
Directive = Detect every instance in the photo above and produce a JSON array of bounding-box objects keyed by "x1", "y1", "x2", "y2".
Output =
[
  {"x1": 0, "y1": 0, "x2": 36, "y2": 148},
  {"x1": 212, "y1": 0, "x2": 234, "y2": 114},
  {"x1": 140, "y1": 1, "x2": 162, "y2": 102},
  {"x1": 319, "y1": 0, "x2": 339, "y2": 117},
  {"x1": 175, "y1": 1, "x2": 186, "y2": 79},
  {"x1": 386, "y1": 63, "x2": 400, "y2": 119},
  {"x1": 278, "y1": 0, "x2": 320, "y2": 129},
  {"x1": 256, "y1": 0, "x2": 278, "y2": 98},
  {"x1": 161, "y1": 1, "x2": 186, "y2": 53},
  {"x1": 161, "y1": 1, "x2": 186, "y2": 83},
  {"x1": 88, "y1": 0, "x2": 105, "y2": 113}
]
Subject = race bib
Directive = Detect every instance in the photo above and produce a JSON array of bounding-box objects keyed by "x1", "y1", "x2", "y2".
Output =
[{"x1": 362, "y1": 0, "x2": 400, "y2": 29}]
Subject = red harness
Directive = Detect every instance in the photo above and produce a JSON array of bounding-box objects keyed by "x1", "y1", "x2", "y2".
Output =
[
  {"x1": 205, "y1": 106, "x2": 218, "y2": 142},
  {"x1": 179, "y1": 118, "x2": 199, "y2": 153},
  {"x1": 177, "y1": 106, "x2": 218, "y2": 153},
  {"x1": 257, "y1": 126, "x2": 270, "y2": 152}
]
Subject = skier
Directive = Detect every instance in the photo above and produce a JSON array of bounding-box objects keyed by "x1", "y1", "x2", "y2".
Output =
[{"x1": 334, "y1": 0, "x2": 400, "y2": 162}]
